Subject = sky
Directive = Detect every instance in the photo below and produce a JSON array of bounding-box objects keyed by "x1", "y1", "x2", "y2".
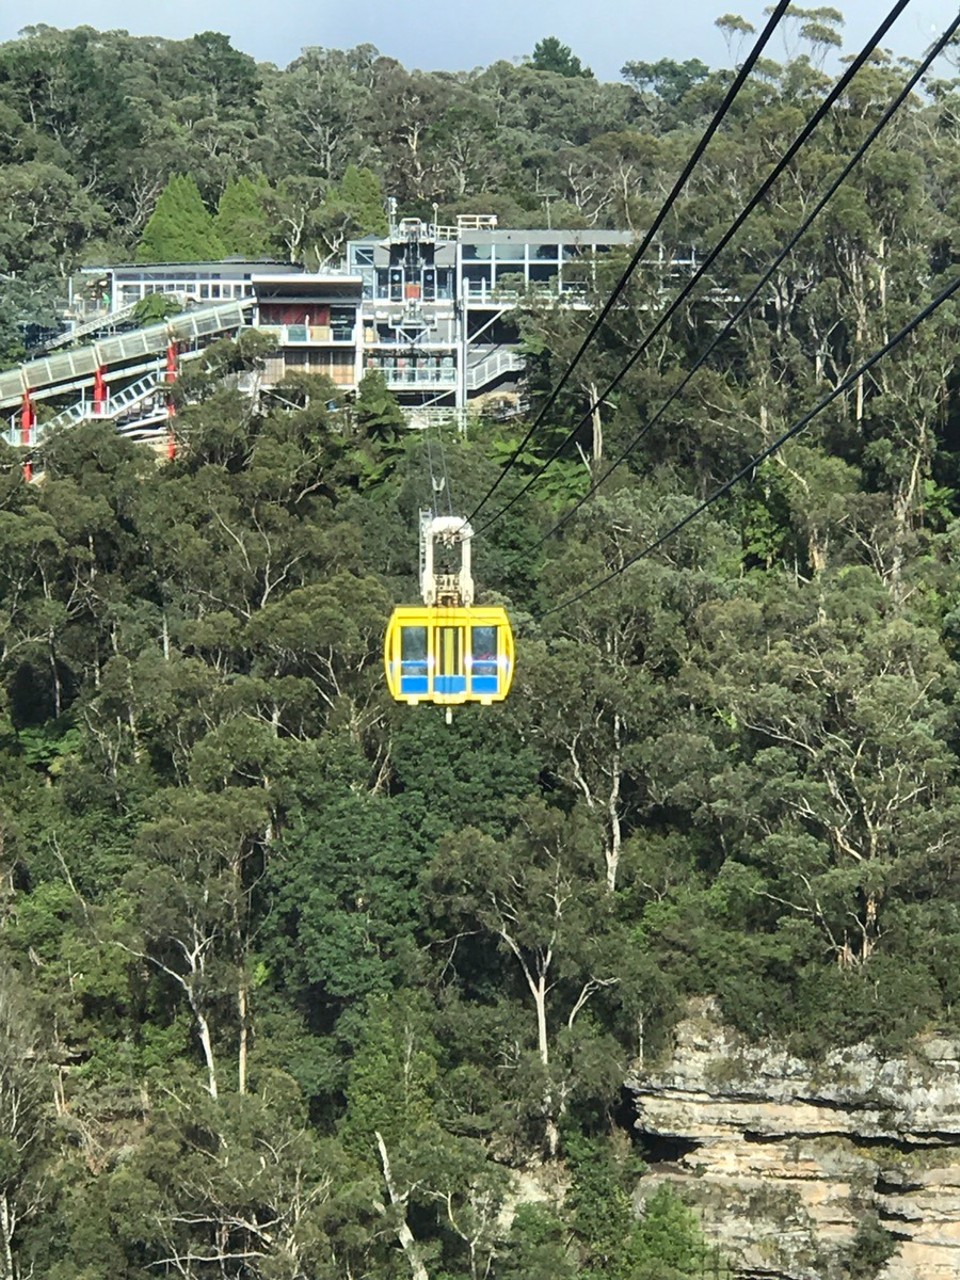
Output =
[{"x1": 0, "y1": 0, "x2": 956, "y2": 79}]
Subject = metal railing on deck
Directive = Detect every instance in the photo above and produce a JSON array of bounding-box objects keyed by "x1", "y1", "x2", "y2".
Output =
[
  {"x1": 260, "y1": 324, "x2": 355, "y2": 345},
  {"x1": 382, "y1": 367, "x2": 457, "y2": 388}
]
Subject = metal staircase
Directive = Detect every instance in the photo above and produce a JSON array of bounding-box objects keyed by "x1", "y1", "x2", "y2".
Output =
[
  {"x1": 4, "y1": 368, "x2": 172, "y2": 447},
  {"x1": 31, "y1": 370, "x2": 168, "y2": 445},
  {"x1": 465, "y1": 348, "x2": 526, "y2": 392}
]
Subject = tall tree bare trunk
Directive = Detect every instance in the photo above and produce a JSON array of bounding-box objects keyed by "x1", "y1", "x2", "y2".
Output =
[{"x1": 376, "y1": 1131, "x2": 429, "y2": 1280}]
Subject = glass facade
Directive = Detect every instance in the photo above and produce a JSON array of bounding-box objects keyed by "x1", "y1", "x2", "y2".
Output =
[{"x1": 95, "y1": 228, "x2": 632, "y2": 409}]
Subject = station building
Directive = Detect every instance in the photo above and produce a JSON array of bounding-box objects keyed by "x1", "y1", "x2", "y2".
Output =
[{"x1": 78, "y1": 215, "x2": 636, "y2": 413}]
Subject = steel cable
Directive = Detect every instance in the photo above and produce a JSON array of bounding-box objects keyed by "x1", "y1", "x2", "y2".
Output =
[
  {"x1": 539, "y1": 12, "x2": 960, "y2": 545},
  {"x1": 462, "y1": 0, "x2": 795, "y2": 527},
  {"x1": 474, "y1": 0, "x2": 913, "y2": 537},
  {"x1": 539, "y1": 272, "x2": 960, "y2": 618}
]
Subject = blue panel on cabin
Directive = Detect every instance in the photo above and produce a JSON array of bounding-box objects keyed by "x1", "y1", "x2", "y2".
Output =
[
  {"x1": 435, "y1": 675, "x2": 467, "y2": 696},
  {"x1": 401, "y1": 676, "x2": 430, "y2": 695},
  {"x1": 471, "y1": 676, "x2": 499, "y2": 695}
]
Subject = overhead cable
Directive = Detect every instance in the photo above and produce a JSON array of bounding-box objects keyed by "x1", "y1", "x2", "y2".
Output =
[
  {"x1": 461, "y1": 0, "x2": 795, "y2": 527},
  {"x1": 474, "y1": 0, "x2": 913, "y2": 537},
  {"x1": 540, "y1": 11, "x2": 960, "y2": 544},
  {"x1": 539, "y1": 271, "x2": 960, "y2": 618}
]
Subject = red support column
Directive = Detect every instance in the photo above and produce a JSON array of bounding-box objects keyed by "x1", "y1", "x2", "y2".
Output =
[
  {"x1": 165, "y1": 340, "x2": 178, "y2": 460},
  {"x1": 21, "y1": 391, "x2": 34, "y2": 482},
  {"x1": 93, "y1": 366, "x2": 107, "y2": 416}
]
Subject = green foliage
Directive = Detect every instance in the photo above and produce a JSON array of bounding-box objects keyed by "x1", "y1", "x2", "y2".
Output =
[
  {"x1": 565, "y1": 1134, "x2": 708, "y2": 1278},
  {"x1": 621, "y1": 57, "x2": 710, "y2": 104},
  {"x1": 841, "y1": 1213, "x2": 897, "y2": 1279},
  {"x1": 631, "y1": 1185, "x2": 708, "y2": 1277},
  {"x1": 263, "y1": 788, "x2": 425, "y2": 1018},
  {"x1": 500, "y1": 1204, "x2": 576, "y2": 1280},
  {"x1": 131, "y1": 292, "x2": 183, "y2": 325},
  {"x1": 0, "y1": 268, "x2": 63, "y2": 361},
  {"x1": 136, "y1": 174, "x2": 224, "y2": 262},
  {"x1": 214, "y1": 175, "x2": 273, "y2": 256},
  {"x1": 3, "y1": 24, "x2": 960, "y2": 1280},
  {"x1": 340, "y1": 993, "x2": 440, "y2": 1151},
  {"x1": 354, "y1": 368, "x2": 404, "y2": 441},
  {"x1": 529, "y1": 36, "x2": 593, "y2": 78},
  {"x1": 328, "y1": 164, "x2": 387, "y2": 236}
]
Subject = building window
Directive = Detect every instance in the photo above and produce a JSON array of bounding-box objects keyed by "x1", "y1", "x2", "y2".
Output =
[
  {"x1": 529, "y1": 264, "x2": 558, "y2": 284},
  {"x1": 535, "y1": 243, "x2": 559, "y2": 260}
]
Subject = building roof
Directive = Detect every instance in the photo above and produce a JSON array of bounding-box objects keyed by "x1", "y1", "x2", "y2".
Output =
[
  {"x1": 252, "y1": 272, "x2": 363, "y2": 300},
  {"x1": 464, "y1": 229, "x2": 634, "y2": 245},
  {"x1": 83, "y1": 259, "x2": 298, "y2": 274}
]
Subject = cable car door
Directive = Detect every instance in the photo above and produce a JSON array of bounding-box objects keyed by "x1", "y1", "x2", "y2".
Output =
[{"x1": 435, "y1": 623, "x2": 465, "y2": 697}]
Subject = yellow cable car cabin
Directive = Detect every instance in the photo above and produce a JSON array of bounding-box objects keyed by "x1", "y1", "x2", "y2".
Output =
[
  {"x1": 385, "y1": 605, "x2": 514, "y2": 705},
  {"x1": 384, "y1": 512, "x2": 515, "y2": 707}
]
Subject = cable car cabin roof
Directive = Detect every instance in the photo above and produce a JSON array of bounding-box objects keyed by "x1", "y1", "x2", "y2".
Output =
[{"x1": 384, "y1": 606, "x2": 514, "y2": 707}]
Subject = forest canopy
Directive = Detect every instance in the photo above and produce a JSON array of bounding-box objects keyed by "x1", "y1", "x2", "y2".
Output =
[{"x1": 1, "y1": 9, "x2": 960, "y2": 1280}]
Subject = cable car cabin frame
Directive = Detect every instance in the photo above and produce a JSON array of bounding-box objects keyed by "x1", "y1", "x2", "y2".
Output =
[
  {"x1": 384, "y1": 512, "x2": 515, "y2": 707},
  {"x1": 385, "y1": 605, "x2": 514, "y2": 706}
]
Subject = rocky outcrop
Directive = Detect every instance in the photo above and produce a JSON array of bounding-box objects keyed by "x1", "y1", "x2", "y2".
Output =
[{"x1": 625, "y1": 1000, "x2": 960, "y2": 1279}]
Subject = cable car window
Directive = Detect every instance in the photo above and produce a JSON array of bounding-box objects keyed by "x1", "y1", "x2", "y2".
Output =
[
  {"x1": 401, "y1": 627, "x2": 428, "y2": 676},
  {"x1": 471, "y1": 624, "x2": 499, "y2": 694},
  {"x1": 471, "y1": 626, "x2": 497, "y2": 675}
]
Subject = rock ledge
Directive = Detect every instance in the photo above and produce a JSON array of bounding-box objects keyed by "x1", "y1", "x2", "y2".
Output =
[{"x1": 625, "y1": 1000, "x2": 960, "y2": 1279}]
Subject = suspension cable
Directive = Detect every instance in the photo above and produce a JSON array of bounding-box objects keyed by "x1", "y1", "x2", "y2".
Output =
[
  {"x1": 540, "y1": 12, "x2": 960, "y2": 545},
  {"x1": 433, "y1": 414, "x2": 456, "y2": 518},
  {"x1": 539, "y1": 272, "x2": 960, "y2": 619},
  {"x1": 474, "y1": 0, "x2": 913, "y2": 537},
  {"x1": 461, "y1": 0, "x2": 795, "y2": 527},
  {"x1": 422, "y1": 410, "x2": 442, "y2": 517}
]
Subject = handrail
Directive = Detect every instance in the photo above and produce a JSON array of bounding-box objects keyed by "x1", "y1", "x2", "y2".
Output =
[
  {"x1": 0, "y1": 297, "x2": 254, "y2": 410},
  {"x1": 29, "y1": 369, "x2": 168, "y2": 445},
  {"x1": 465, "y1": 350, "x2": 525, "y2": 391},
  {"x1": 42, "y1": 301, "x2": 140, "y2": 350}
]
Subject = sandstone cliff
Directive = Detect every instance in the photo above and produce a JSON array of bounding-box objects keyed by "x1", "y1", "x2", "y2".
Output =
[{"x1": 625, "y1": 1000, "x2": 960, "y2": 1279}]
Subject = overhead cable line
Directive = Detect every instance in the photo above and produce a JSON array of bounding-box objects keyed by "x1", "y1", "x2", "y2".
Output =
[
  {"x1": 539, "y1": 271, "x2": 960, "y2": 619},
  {"x1": 423, "y1": 413, "x2": 442, "y2": 516},
  {"x1": 461, "y1": 0, "x2": 795, "y2": 527},
  {"x1": 474, "y1": 0, "x2": 913, "y2": 537},
  {"x1": 540, "y1": 11, "x2": 960, "y2": 545},
  {"x1": 433, "y1": 415, "x2": 456, "y2": 518}
]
